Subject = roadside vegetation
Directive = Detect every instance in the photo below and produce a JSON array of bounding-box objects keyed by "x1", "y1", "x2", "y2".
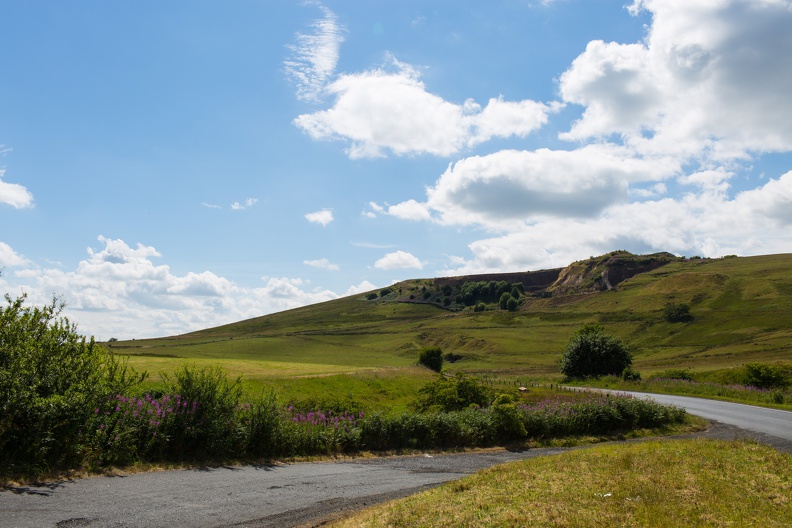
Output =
[
  {"x1": 1, "y1": 294, "x2": 691, "y2": 482},
  {"x1": 330, "y1": 439, "x2": 792, "y2": 528}
]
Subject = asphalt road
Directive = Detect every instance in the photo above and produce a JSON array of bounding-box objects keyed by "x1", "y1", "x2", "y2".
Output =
[
  {"x1": 607, "y1": 390, "x2": 792, "y2": 442},
  {"x1": 2, "y1": 394, "x2": 791, "y2": 528}
]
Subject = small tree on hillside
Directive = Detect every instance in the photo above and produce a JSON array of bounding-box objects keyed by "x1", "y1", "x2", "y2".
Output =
[
  {"x1": 418, "y1": 346, "x2": 444, "y2": 372},
  {"x1": 664, "y1": 303, "x2": 693, "y2": 323},
  {"x1": 499, "y1": 292, "x2": 511, "y2": 310},
  {"x1": 506, "y1": 296, "x2": 519, "y2": 312},
  {"x1": 560, "y1": 324, "x2": 632, "y2": 378}
]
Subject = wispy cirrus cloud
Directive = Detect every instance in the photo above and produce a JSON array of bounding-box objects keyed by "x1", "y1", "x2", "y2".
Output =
[{"x1": 284, "y1": 4, "x2": 345, "y2": 103}]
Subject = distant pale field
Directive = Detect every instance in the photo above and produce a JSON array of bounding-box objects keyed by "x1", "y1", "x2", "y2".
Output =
[{"x1": 123, "y1": 356, "x2": 384, "y2": 383}]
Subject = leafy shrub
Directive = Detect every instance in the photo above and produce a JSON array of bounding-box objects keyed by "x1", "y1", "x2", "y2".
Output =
[
  {"x1": 159, "y1": 364, "x2": 244, "y2": 458},
  {"x1": 506, "y1": 297, "x2": 519, "y2": 312},
  {"x1": 474, "y1": 303, "x2": 486, "y2": 312},
  {"x1": 664, "y1": 303, "x2": 693, "y2": 323},
  {"x1": 365, "y1": 292, "x2": 378, "y2": 300},
  {"x1": 742, "y1": 363, "x2": 788, "y2": 389},
  {"x1": 650, "y1": 368, "x2": 694, "y2": 381},
  {"x1": 560, "y1": 324, "x2": 632, "y2": 379},
  {"x1": 499, "y1": 292, "x2": 511, "y2": 310},
  {"x1": 622, "y1": 367, "x2": 642, "y2": 382},
  {"x1": 418, "y1": 346, "x2": 443, "y2": 372},
  {"x1": 413, "y1": 373, "x2": 491, "y2": 412},
  {"x1": 379, "y1": 288, "x2": 393, "y2": 297},
  {"x1": 0, "y1": 294, "x2": 144, "y2": 476},
  {"x1": 491, "y1": 394, "x2": 526, "y2": 439},
  {"x1": 443, "y1": 352, "x2": 462, "y2": 363}
]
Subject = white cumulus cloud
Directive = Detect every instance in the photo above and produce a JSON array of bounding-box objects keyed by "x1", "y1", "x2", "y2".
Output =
[
  {"x1": 294, "y1": 57, "x2": 554, "y2": 159},
  {"x1": 0, "y1": 169, "x2": 34, "y2": 209},
  {"x1": 3, "y1": 236, "x2": 344, "y2": 340},
  {"x1": 374, "y1": 250, "x2": 423, "y2": 270},
  {"x1": 560, "y1": 1, "x2": 792, "y2": 161},
  {"x1": 303, "y1": 258, "x2": 340, "y2": 271},
  {"x1": 231, "y1": 198, "x2": 258, "y2": 210},
  {"x1": 0, "y1": 241, "x2": 29, "y2": 267},
  {"x1": 305, "y1": 208, "x2": 334, "y2": 226}
]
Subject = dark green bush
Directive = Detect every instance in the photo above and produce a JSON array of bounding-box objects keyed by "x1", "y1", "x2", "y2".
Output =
[
  {"x1": 418, "y1": 346, "x2": 443, "y2": 372},
  {"x1": 622, "y1": 367, "x2": 642, "y2": 382},
  {"x1": 650, "y1": 368, "x2": 694, "y2": 381},
  {"x1": 560, "y1": 324, "x2": 632, "y2": 378},
  {"x1": 664, "y1": 303, "x2": 693, "y2": 323},
  {"x1": 742, "y1": 363, "x2": 788, "y2": 389},
  {"x1": 413, "y1": 373, "x2": 491, "y2": 412}
]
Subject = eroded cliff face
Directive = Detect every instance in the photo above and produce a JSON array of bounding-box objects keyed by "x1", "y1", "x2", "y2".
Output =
[{"x1": 548, "y1": 251, "x2": 678, "y2": 295}]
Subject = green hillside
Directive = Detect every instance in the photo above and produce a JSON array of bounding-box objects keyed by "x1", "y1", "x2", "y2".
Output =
[{"x1": 110, "y1": 252, "x2": 792, "y2": 386}]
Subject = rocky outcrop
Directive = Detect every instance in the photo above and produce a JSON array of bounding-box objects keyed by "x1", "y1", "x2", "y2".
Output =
[{"x1": 548, "y1": 251, "x2": 678, "y2": 295}]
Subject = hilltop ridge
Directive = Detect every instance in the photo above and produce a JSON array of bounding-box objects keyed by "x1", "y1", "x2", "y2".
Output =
[
  {"x1": 386, "y1": 251, "x2": 681, "y2": 311},
  {"x1": 110, "y1": 252, "x2": 792, "y2": 380}
]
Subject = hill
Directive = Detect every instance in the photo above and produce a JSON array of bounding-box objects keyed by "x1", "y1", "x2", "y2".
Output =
[{"x1": 110, "y1": 252, "x2": 792, "y2": 383}]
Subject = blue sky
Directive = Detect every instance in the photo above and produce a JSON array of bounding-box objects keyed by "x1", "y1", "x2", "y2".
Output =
[{"x1": 2, "y1": 0, "x2": 791, "y2": 340}]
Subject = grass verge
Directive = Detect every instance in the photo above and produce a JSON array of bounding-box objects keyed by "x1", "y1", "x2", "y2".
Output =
[{"x1": 330, "y1": 438, "x2": 792, "y2": 528}]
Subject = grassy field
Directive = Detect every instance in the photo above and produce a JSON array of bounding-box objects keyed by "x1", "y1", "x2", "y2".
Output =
[
  {"x1": 330, "y1": 439, "x2": 792, "y2": 528},
  {"x1": 109, "y1": 253, "x2": 792, "y2": 409}
]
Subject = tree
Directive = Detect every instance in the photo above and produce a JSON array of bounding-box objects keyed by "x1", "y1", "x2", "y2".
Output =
[
  {"x1": 506, "y1": 296, "x2": 519, "y2": 312},
  {"x1": 418, "y1": 346, "x2": 443, "y2": 372},
  {"x1": 560, "y1": 324, "x2": 632, "y2": 378},
  {"x1": 499, "y1": 292, "x2": 511, "y2": 310}
]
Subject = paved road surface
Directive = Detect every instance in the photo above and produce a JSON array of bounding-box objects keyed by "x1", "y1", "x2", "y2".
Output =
[
  {"x1": 2, "y1": 394, "x2": 790, "y2": 528},
  {"x1": 610, "y1": 390, "x2": 792, "y2": 442}
]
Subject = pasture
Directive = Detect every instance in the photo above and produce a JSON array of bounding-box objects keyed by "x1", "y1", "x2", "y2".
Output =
[{"x1": 110, "y1": 253, "x2": 792, "y2": 409}]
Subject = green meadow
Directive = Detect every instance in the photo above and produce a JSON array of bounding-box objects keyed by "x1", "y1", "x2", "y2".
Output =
[{"x1": 111, "y1": 253, "x2": 792, "y2": 409}]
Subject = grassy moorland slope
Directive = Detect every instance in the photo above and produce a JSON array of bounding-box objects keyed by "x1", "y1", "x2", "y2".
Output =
[{"x1": 111, "y1": 253, "x2": 791, "y2": 390}]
